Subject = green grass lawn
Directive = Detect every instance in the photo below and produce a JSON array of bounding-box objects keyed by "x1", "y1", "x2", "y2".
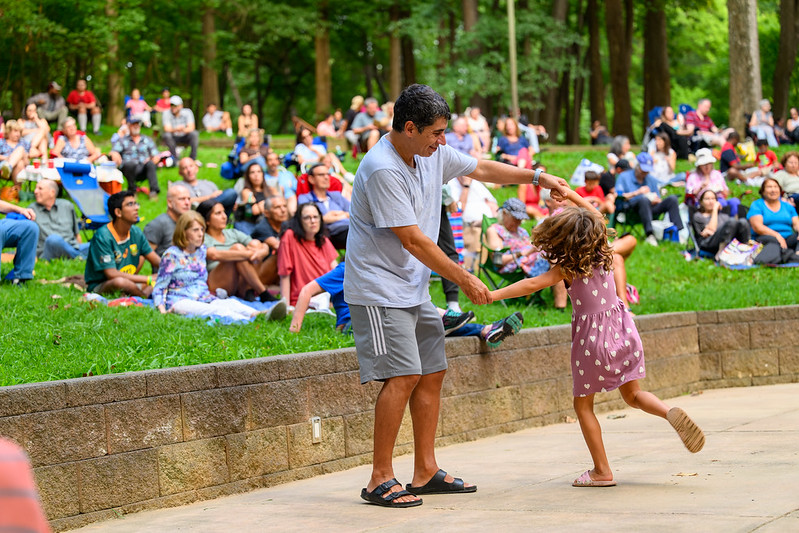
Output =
[{"x1": 2, "y1": 135, "x2": 797, "y2": 386}]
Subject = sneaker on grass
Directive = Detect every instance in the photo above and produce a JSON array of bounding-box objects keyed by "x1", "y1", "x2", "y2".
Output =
[
  {"x1": 442, "y1": 309, "x2": 474, "y2": 335},
  {"x1": 483, "y1": 312, "x2": 524, "y2": 347}
]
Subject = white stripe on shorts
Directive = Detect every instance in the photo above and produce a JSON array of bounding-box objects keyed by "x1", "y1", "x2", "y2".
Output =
[{"x1": 366, "y1": 306, "x2": 387, "y2": 356}]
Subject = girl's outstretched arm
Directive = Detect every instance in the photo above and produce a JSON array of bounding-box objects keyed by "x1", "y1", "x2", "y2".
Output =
[
  {"x1": 565, "y1": 188, "x2": 596, "y2": 211},
  {"x1": 490, "y1": 266, "x2": 566, "y2": 302}
]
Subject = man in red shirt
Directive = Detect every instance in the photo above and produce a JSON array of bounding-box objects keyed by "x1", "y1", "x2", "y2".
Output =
[
  {"x1": 684, "y1": 98, "x2": 734, "y2": 148},
  {"x1": 66, "y1": 79, "x2": 102, "y2": 134}
]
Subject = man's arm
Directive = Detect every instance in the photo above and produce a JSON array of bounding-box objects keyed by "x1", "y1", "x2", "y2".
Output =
[
  {"x1": 467, "y1": 160, "x2": 570, "y2": 199},
  {"x1": 391, "y1": 224, "x2": 489, "y2": 304},
  {"x1": 0, "y1": 200, "x2": 35, "y2": 220},
  {"x1": 145, "y1": 251, "x2": 161, "y2": 270}
]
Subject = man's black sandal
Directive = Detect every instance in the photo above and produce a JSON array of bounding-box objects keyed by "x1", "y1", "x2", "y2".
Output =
[
  {"x1": 405, "y1": 469, "x2": 477, "y2": 495},
  {"x1": 360, "y1": 478, "x2": 423, "y2": 507}
]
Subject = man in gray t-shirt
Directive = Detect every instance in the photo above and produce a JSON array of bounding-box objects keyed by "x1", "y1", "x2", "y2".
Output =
[
  {"x1": 350, "y1": 97, "x2": 388, "y2": 152},
  {"x1": 161, "y1": 95, "x2": 199, "y2": 161},
  {"x1": 347, "y1": 84, "x2": 570, "y2": 508},
  {"x1": 143, "y1": 183, "x2": 192, "y2": 256}
]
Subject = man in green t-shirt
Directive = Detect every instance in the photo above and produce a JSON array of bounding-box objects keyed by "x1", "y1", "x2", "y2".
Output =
[{"x1": 84, "y1": 191, "x2": 161, "y2": 296}]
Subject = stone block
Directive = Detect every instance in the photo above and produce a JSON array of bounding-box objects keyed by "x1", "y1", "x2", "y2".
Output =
[
  {"x1": 442, "y1": 353, "x2": 500, "y2": 396},
  {"x1": 520, "y1": 379, "x2": 563, "y2": 418},
  {"x1": 545, "y1": 324, "x2": 572, "y2": 345},
  {"x1": 333, "y1": 349, "x2": 360, "y2": 373},
  {"x1": 752, "y1": 375, "x2": 797, "y2": 386},
  {"x1": 699, "y1": 352, "x2": 722, "y2": 381},
  {"x1": 635, "y1": 312, "x2": 696, "y2": 332},
  {"x1": 106, "y1": 395, "x2": 183, "y2": 454},
  {"x1": 306, "y1": 371, "x2": 370, "y2": 416},
  {"x1": 722, "y1": 348, "x2": 779, "y2": 379},
  {"x1": 227, "y1": 427, "x2": 289, "y2": 481},
  {"x1": 749, "y1": 319, "x2": 799, "y2": 349},
  {"x1": 65, "y1": 373, "x2": 146, "y2": 407},
  {"x1": 182, "y1": 387, "x2": 248, "y2": 440},
  {"x1": 0, "y1": 381, "x2": 65, "y2": 417},
  {"x1": 50, "y1": 510, "x2": 120, "y2": 533},
  {"x1": 343, "y1": 409, "x2": 413, "y2": 457},
  {"x1": 641, "y1": 327, "x2": 698, "y2": 360},
  {"x1": 696, "y1": 310, "x2": 718, "y2": 324},
  {"x1": 779, "y1": 346, "x2": 799, "y2": 374},
  {"x1": 216, "y1": 358, "x2": 280, "y2": 387},
  {"x1": 776, "y1": 305, "x2": 799, "y2": 319},
  {"x1": 158, "y1": 438, "x2": 228, "y2": 495},
  {"x1": 440, "y1": 387, "x2": 522, "y2": 435},
  {"x1": 34, "y1": 463, "x2": 79, "y2": 519},
  {"x1": 643, "y1": 354, "x2": 700, "y2": 391},
  {"x1": 287, "y1": 416, "x2": 345, "y2": 468},
  {"x1": 444, "y1": 335, "x2": 481, "y2": 358},
  {"x1": 717, "y1": 307, "x2": 775, "y2": 323},
  {"x1": 248, "y1": 379, "x2": 310, "y2": 429},
  {"x1": 275, "y1": 351, "x2": 338, "y2": 380},
  {"x1": 145, "y1": 365, "x2": 218, "y2": 397},
  {"x1": 79, "y1": 449, "x2": 159, "y2": 512},
  {"x1": 0, "y1": 414, "x2": 29, "y2": 449},
  {"x1": 698, "y1": 323, "x2": 749, "y2": 352},
  {"x1": 27, "y1": 406, "x2": 106, "y2": 467}
]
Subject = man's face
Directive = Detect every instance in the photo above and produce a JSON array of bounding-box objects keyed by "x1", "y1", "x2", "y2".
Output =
[
  {"x1": 207, "y1": 105, "x2": 217, "y2": 115},
  {"x1": 129, "y1": 122, "x2": 141, "y2": 136},
  {"x1": 117, "y1": 197, "x2": 140, "y2": 224},
  {"x1": 634, "y1": 167, "x2": 648, "y2": 182},
  {"x1": 167, "y1": 187, "x2": 192, "y2": 216},
  {"x1": 452, "y1": 118, "x2": 468, "y2": 135},
  {"x1": 309, "y1": 166, "x2": 330, "y2": 191},
  {"x1": 267, "y1": 198, "x2": 288, "y2": 223},
  {"x1": 366, "y1": 101, "x2": 379, "y2": 116},
  {"x1": 178, "y1": 158, "x2": 198, "y2": 181},
  {"x1": 699, "y1": 100, "x2": 711, "y2": 114},
  {"x1": 413, "y1": 117, "x2": 448, "y2": 158},
  {"x1": 266, "y1": 153, "x2": 280, "y2": 172},
  {"x1": 171, "y1": 103, "x2": 182, "y2": 115},
  {"x1": 34, "y1": 181, "x2": 56, "y2": 205},
  {"x1": 77, "y1": 80, "x2": 87, "y2": 91}
]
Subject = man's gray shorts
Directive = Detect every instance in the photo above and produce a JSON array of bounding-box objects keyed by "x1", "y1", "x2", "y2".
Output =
[{"x1": 350, "y1": 302, "x2": 447, "y2": 384}]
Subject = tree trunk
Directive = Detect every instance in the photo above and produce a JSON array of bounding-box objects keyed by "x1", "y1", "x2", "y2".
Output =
[
  {"x1": 727, "y1": 0, "x2": 761, "y2": 134},
  {"x1": 540, "y1": 0, "x2": 568, "y2": 139},
  {"x1": 462, "y1": 0, "x2": 486, "y2": 111},
  {"x1": 201, "y1": 5, "x2": 220, "y2": 109},
  {"x1": 772, "y1": 0, "x2": 799, "y2": 121},
  {"x1": 605, "y1": 0, "x2": 635, "y2": 141},
  {"x1": 566, "y1": 0, "x2": 586, "y2": 145},
  {"x1": 105, "y1": 0, "x2": 124, "y2": 127},
  {"x1": 388, "y1": 5, "x2": 402, "y2": 100},
  {"x1": 643, "y1": 3, "x2": 670, "y2": 135},
  {"x1": 587, "y1": 0, "x2": 606, "y2": 128},
  {"x1": 401, "y1": 6, "x2": 416, "y2": 87},
  {"x1": 314, "y1": 0, "x2": 332, "y2": 120}
]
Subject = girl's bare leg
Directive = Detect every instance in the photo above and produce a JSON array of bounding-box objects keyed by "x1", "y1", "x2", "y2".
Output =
[
  {"x1": 573, "y1": 395, "x2": 613, "y2": 481},
  {"x1": 619, "y1": 380, "x2": 669, "y2": 418}
]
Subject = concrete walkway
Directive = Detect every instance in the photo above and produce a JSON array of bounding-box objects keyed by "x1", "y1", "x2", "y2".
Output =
[{"x1": 74, "y1": 383, "x2": 799, "y2": 532}]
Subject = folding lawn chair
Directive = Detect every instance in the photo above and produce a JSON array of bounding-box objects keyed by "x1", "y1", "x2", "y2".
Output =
[
  {"x1": 609, "y1": 197, "x2": 645, "y2": 238},
  {"x1": 58, "y1": 162, "x2": 110, "y2": 238},
  {"x1": 477, "y1": 215, "x2": 544, "y2": 307}
]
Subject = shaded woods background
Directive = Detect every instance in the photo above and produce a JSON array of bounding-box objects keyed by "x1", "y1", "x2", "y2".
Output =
[{"x1": 1, "y1": 0, "x2": 798, "y2": 142}]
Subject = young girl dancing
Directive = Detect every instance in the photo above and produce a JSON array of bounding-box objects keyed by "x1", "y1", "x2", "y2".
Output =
[{"x1": 490, "y1": 189, "x2": 705, "y2": 487}]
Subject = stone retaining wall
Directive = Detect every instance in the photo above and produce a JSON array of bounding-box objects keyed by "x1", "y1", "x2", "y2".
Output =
[{"x1": 0, "y1": 306, "x2": 797, "y2": 531}]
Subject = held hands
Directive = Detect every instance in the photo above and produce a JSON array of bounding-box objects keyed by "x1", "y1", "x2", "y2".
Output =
[
  {"x1": 461, "y1": 272, "x2": 491, "y2": 305},
  {"x1": 538, "y1": 173, "x2": 570, "y2": 201}
]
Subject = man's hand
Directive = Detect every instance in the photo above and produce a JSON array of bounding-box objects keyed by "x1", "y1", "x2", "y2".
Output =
[
  {"x1": 539, "y1": 173, "x2": 570, "y2": 201},
  {"x1": 460, "y1": 272, "x2": 491, "y2": 305},
  {"x1": 18, "y1": 208, "x2": 36, "y2": 221}
]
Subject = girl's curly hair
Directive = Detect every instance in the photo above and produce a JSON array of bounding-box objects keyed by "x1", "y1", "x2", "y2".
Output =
[{"x1": 531, "y1": 206, "x2": 616, "y2": 280}]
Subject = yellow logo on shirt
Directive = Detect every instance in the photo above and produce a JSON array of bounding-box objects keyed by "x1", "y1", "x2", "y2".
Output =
[{"x1": 120, "y1": 264, "x2": 136, "y2": 275}]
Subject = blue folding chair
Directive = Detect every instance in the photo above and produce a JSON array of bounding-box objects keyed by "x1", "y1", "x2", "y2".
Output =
[{"x1": 58, "y1": 162, "x2": 110, "y2": 236}]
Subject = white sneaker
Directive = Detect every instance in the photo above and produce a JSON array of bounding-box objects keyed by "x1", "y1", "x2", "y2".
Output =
[{"x1": 645, "y1": 234, "x2": 659, "y2": 247}]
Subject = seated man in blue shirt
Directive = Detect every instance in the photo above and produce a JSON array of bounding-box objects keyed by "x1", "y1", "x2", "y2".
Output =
[
  {"x1": 445, "y1": 117, "x2": 480, "y2": 159},
  {"x1": 0, "y1": 199, "x2": 39, "y2": 284},
  {"x1": 297, "y1": 162, "x2": 350, "y2": 249},
  {"x1": 289, "y1": 262, "x2": 523, "y2": 347},
  {"x1": 615, "y1": 152, "x2": 683, "y2": 246}
]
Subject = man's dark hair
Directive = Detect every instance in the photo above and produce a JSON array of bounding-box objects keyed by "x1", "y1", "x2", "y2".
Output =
[
  {"x1": 392, "y1": 84, "x2": 451, "y2": 134},
  {"x1": 107, "y1": 191, "x2": 135, "y2": 221}
]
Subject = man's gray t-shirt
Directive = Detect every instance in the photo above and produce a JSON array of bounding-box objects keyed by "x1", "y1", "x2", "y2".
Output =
[
  {"x1": 28, "y1": 199, "x2": 80, "y2": 256},
  {"x1": 344, "y1": 135, "x2": 477, "y2": 307},
  {"x1": 179, "y1": 179, "x2": 219, "y2": 204},
  {"x1": 351, "y1": 111, "x2": 386, "y2": 131},
  {"x1": 144, "y1": 213, "x2": 177, "y2": 257},
  {"x1": 162, "y1": 108, "x2": 195, "y2": 131}
]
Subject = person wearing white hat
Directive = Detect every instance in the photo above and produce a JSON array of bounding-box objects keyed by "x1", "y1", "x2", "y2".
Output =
[
  {"x1": 685, "y1": 147, "x2": 741, "y2": 216},
  {"x1": 161, "y1": 95, "x2": 199, "y2": 163}
]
